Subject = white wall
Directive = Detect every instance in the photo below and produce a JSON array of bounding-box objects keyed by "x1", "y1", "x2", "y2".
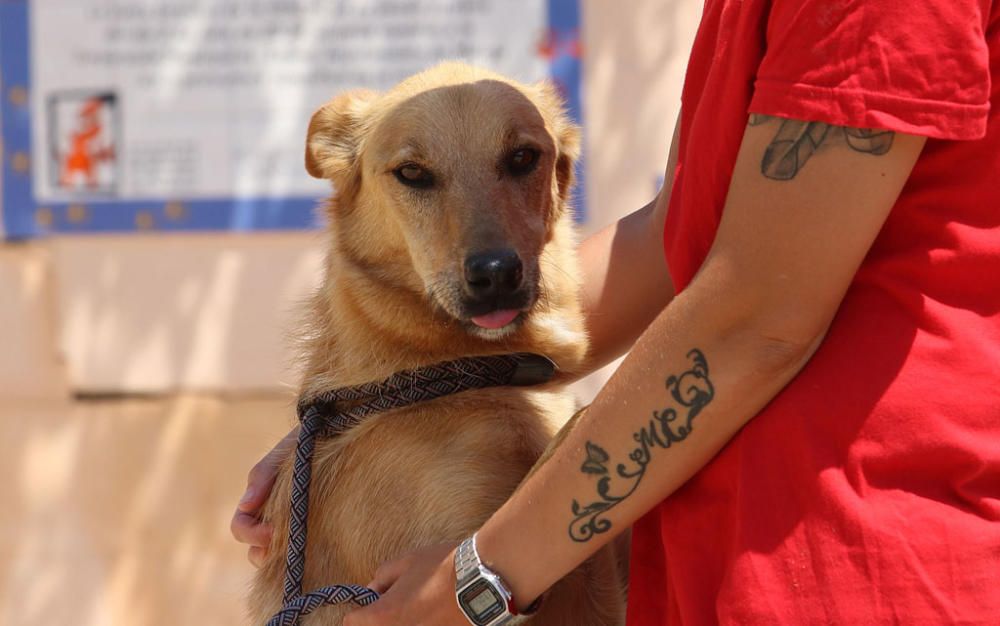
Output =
[{"x1": 0, "y1": 0, "x2": 700, "y2": 398}]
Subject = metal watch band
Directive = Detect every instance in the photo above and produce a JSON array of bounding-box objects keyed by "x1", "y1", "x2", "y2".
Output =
[{"x1": 455, "y1": 534, "x2": 481, "y2": 586}]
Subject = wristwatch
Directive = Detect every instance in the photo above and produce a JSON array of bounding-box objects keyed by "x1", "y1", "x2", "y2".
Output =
[{"x1": 454, "y1": 533, "x2": 540, "y2": 625}]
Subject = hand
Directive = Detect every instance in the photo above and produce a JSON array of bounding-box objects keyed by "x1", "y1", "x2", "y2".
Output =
[
  {"x1": 344, "y1": 543, "x2": 468, "y2": 626},
  {"x1": 230, "y1": 426, "x2": 299, "y2": 567}
]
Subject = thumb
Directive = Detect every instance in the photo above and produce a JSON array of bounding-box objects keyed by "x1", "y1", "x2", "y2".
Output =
[{"x1": 238, "y1": 426, "x2": 299, "y2": 513}]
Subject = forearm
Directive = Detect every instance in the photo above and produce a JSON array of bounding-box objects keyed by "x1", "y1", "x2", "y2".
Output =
[{"x1": 477, "y1": 272, "x2": 820, "y2": 607}]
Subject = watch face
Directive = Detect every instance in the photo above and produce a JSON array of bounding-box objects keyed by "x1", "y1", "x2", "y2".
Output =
[{"x1": 458, "y1": 579, "x2": 505, "y2": 625}]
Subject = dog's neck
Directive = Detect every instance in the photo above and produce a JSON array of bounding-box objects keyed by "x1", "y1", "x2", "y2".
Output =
[{"x1": 298, "y1": 225, "x2": 588, "y2": 398}]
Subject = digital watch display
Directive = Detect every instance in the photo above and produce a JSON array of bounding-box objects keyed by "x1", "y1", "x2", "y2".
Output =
[{"x1": 457, "y1": 578, "x2": 506, "y2": 625}]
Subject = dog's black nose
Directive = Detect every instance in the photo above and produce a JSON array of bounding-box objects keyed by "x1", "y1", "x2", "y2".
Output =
[{"x1": 464, "y1": 249, "x2": 523, "y2": 299}]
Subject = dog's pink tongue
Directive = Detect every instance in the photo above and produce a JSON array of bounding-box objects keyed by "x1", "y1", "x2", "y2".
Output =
[{"x1": 471, "y1": 309, "x2": 520, "y2": 329}]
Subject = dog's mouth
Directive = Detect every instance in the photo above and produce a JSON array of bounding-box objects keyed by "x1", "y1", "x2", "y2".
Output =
[
  {"x1": 460, "y1": 290, "x2": 534, "y2": 335},
  {"x1": 427, "y1": 285, "x2": 536, "y2": 338},
  {"x1": 469, "y1": 309, "x2": 522, "y2": 329},
  {"x1": 427, "y1": 263, "x2": 539, "y2": 338}
]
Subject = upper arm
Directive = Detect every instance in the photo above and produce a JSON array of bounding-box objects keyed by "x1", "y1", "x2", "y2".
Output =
[
  {"x1": 573, "y1": 110, "x2": 682, "y2": 373},
  {"x1": 700, "y1": 115, "x2": 926, "y2": 346}
]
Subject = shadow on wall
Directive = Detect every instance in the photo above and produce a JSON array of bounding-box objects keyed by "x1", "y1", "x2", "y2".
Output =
[
  {"x1": 0, "y1": 395, "x2": 294, "y2": 626},
  {"x1": 0, "y1": 245, "x2": 66, "y2": 399},
  {"x1": 50, "y1": 232, "x2": 325, "y2": 394},
  {"x1": 17, "y1": 0, "x2": 704, "y2": 398}
]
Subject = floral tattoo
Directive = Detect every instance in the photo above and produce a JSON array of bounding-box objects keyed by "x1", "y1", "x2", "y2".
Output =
[{"x1": 569, "y1": 349, "x2": 715, "y2": 543}]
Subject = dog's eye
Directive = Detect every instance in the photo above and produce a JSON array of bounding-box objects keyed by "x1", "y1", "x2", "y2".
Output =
[
  {"x1": 394, "y1": 164, "x2": 435, "y2": 189},
  {"x1": 507, "y1": 148, "x2": 539, "y2": 176}
]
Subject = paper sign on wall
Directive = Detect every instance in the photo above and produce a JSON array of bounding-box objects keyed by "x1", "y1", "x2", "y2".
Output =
[{"x1": 0, "y1": 0, "x2": 581, "y2": 238}]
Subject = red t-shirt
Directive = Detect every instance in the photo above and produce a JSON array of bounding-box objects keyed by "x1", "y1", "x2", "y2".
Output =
[{"x1": 628, "y1": 1, "x2": 1000, "y2": 624}]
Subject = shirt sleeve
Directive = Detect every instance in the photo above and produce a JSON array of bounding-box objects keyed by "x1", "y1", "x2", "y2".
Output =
[{"x1": 749, "y1": 0, "x2": 993, "y2": 140}]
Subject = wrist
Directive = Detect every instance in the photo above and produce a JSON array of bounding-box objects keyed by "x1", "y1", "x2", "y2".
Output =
[
  {"x1": 474, "y1": 524, "x2": 545, "y2": 612},
  {"x1": 454, "y1": 533, "x2": 541, "y2": 625}
]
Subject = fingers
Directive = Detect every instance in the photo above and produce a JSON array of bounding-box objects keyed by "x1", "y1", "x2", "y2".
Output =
[
  {"x1": 230, "y1": 509, "x2": 274, "y2": 547},
  {"x1": 345, "y1": 544, "x2": 462, "y2": 626},
  {"x1": 231, "y1": 426, "x2": 297, "y2": 569},
  {"x1": 248, "y1": 546, "x2": 268, "y2": 569},
  {"x1": 346, "y1": 560, "x2": 408, "y2": 625},
  {"x1": 238, "y1": 426, "x2": 300, "y2": 514},
  {"x1": 366, "y1": 555, "x2": 409, "y2": 594},
  {"x1": 344, "y1": 585, "x2": 399, "y2": 626}
]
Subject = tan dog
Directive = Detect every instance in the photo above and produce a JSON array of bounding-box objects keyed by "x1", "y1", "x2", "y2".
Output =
[{"x1": 249, "y1": 63, "x2": 624, "y2": 625}]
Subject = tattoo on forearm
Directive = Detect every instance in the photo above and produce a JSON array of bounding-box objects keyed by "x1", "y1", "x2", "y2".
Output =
[
  {"x1": 568, "y1": 349, "x2": 715, "y2": 543},
  {"x1": 749, "y1": 114, "x2": 895, "y2": 181}
]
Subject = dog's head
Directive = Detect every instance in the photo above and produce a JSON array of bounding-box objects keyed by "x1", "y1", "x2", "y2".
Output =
[{"x1": 305, "y1": 63, "x2": 580, "y2": 340}]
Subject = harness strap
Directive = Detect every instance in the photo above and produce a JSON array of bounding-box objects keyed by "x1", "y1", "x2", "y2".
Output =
[{"x1": 267, "y1": 353, "x2": 556, "y2": 625}]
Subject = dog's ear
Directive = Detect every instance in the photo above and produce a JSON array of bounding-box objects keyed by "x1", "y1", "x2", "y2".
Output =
[
  {"x1": 534, "y1": 82, "x2": 581, "y2": 207},
  {"x1": 305, "y1": 89, "x2": 378, "y2": 189}
]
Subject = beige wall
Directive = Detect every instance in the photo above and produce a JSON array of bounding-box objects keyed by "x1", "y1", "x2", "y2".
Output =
[
  {"x1": 50, "y1": 233, "x2": 323, "y2": 393},
  {"x1": 0, "y1": 245, "x2": 65, "y2": 399},
  {"x1": 582, "y1": 0, "x2": 700, "y2": 236},
  {"x1": 0, "y1": 0, "x2": 700, "y2": 399},
  {"x1": 0, "y1": 396, "x2": 293, "y2": 625}
]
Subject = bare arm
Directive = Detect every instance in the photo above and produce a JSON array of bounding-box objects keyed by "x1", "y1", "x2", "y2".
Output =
[
  {"x1": 348, "y1": 116, "x2": 926, "y2": 624},
  {"x1": 478, "y1": 117, "x2": 924, "y2": 604},
  {"x1": 572, "y1": 114, "x2": 681, "y2": 376}
]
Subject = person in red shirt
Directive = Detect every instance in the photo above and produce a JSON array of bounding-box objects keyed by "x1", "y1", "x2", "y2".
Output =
[{"x1": 233, "y1": 1, "x2": 1000, "y2": 623}]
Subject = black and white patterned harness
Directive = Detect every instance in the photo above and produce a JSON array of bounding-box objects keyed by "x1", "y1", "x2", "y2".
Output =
[{"x1": 266, "y1": 353, "x2": 556, "y2": 625}]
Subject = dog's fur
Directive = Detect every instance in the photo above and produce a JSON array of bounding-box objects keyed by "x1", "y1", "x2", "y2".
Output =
[{"x1": 249, "y1": 63, "x2": 624, "y2": 625}]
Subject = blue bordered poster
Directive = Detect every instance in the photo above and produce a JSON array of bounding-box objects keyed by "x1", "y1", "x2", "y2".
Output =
[{"x1": 0, "y1": 0, "x2": 582, "y2": 239}]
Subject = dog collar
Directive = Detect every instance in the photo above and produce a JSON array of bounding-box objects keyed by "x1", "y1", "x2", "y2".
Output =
[{"x1": 296, "y1": 352, "x2": 557, "y2": 437}]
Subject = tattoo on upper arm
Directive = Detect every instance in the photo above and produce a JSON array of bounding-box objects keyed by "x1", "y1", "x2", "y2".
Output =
[
  {"x1": 568, "y1": 349, "x2": 715, "y2": 543},
  {"x1": 748, "y1": 114, "x2": 895, "y2": 181},
  {"x1": 843, "y1": 127, "x2": 895, "y2": 154}
]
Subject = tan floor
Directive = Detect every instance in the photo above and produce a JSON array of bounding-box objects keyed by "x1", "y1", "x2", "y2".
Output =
[{"x1": 0, "y1": 395, "x2": 296, "y2": 626}]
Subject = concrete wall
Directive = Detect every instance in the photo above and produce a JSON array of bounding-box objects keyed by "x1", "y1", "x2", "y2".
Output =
[
  {"x1": 0, "y1": 0, "x2": 701, "y2": 400},
  {"x1": 582, "y1": 0, "x2": 701, "y2": 237},
  {"x1": 50, "y1": 233, "x2": 323, "y2": 393},
  {"x1": 0, "y1": 245, "x2": 65, "y2": 399},
  {"x1": 0, "y1": 395, "x2": 293, "y2": 626}
]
